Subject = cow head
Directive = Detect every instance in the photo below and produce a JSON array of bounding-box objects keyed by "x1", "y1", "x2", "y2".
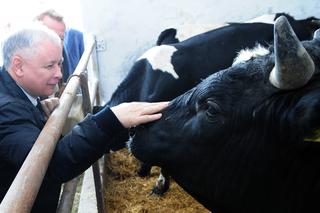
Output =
[{"x1": 129, "y1": 16, "x2": 320, "y2": 212}]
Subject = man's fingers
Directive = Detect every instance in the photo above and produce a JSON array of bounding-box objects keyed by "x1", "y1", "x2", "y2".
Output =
[
  {"x1": 140, "y1": 113, "x2": 163, "y2": 123},
  {"x1": 141, "y1": 102, "x2": 169, "y2": 115},
  {"x1": 41, "y1": 98, "x2": 60, "y2": 118},
  {"x1": 42, "y1": 105, "x2": 51, "y2": 118},
  {"x1": 111, "y1": 101, "x2": 169, "y2": 128}
]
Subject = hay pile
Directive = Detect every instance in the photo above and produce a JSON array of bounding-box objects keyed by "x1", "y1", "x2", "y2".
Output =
[{"x1": 104, "y1": 149, "x2": 210, "y2": 213}]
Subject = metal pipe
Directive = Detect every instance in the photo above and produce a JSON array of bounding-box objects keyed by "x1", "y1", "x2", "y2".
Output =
[
  {"x1": 56, "y1": 177, "x2": 81, "y2": 213},
  {"x1": 92, "y1": 162, "x2": 105, "y2": 213},
  {"x1": 57, "y1": 37, "x2": 101, "y2": 213},
  {"x1": 79, "y1": 71, "x2": 105, "y2": 213},
  {"x1": 57, "y1": 66, "x2": 100, "y2": 213}
]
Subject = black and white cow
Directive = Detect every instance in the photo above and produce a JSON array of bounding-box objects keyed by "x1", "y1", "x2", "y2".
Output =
[
  {"x1": 106, "y1": 13, "x2": 320, "y2": 195},
  {"x1": 156, "y1": 13, "x2": 319, "y2": 45},
  {"x1": 156, "y1": 23, "x2": 227, "y2": 45},
  {"x1": 129, "y1": 16, "x2": 320, "y2": 212}
]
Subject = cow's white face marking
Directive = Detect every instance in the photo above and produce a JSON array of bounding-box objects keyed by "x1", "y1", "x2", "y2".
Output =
[
  {"x1": 138, "y1": 45, "x2": 179, "y2": 79},
  {"x1": 232, "y1": 44, "x2": 270, "y2": 65},
  {"x1": 245, "y1": 14, "x2": 277, "y2": 24}
]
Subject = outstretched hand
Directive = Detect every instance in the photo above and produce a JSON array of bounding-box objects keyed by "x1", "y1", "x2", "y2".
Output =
[{"x1": 110, "y1": 101, "x2": 169, "y2": 128}]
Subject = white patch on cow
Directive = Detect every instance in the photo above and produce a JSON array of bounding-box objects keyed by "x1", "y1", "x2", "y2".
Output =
[
  {"x1": 245, "y1": 14, "x2": 277, "y2": 24},
  {"x1": 232, "y1": 44, "x2": 270, "y2": 65},
  {"x1": 126, "y1": 132, "x2": 135, "y2": 153},
  {"x1": 155, "y1": 172, "x2": 165, "y2": 189},
  {"x1": 138, "y1": 45, "x2": 179, "y2": 79},
  {"x1": 175, "y1": 23, "x2": 229, "y2": 41}
]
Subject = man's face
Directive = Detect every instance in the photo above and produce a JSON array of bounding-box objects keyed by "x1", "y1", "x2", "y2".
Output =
[
  {"x1": 18, "y1": 40, "x2": 63, "y2": 97},
  {"x1": 41, "y1": 15, "x2": 66, "y2": 42}
]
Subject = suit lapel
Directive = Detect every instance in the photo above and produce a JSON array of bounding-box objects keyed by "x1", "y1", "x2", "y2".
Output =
[{"x1": 1, "y1": 69, "x2": 47, "y2": 127}]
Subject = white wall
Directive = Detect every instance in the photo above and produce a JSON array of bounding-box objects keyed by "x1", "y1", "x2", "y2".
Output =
[
  {"x1": 79, "y1": 0, "x2": 320, "y2": 102},
  {"x1": 0, "y1": 0, "x2": 84, "y2": 65},
  {"x1": 0, "y1": 0, "x2": 83, "y2": 32}
]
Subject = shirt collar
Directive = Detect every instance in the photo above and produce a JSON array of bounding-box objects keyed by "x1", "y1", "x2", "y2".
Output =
[{"x1": 17, "y1": 85, "x2": 38, "y2": 106}]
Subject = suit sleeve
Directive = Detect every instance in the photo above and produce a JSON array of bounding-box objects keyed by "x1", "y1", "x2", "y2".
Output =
[
  {"x1": 0, "y1": 102, "x2": 124, "y2": 184},
  {"x1": 0, "y1": 102, "x2": 42, "y2": 170}
]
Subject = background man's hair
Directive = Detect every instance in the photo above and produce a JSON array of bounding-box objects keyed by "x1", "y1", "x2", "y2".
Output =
[{"x1": 35, "y1": 9, "x2": 64, "y2": 23}]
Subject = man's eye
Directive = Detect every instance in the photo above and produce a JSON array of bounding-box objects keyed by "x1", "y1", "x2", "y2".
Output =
[{"x1": 45, "y1": 64, "x2": 55, "y2": 69}]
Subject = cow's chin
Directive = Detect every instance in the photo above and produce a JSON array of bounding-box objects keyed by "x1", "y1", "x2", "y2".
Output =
[
  {"x1": 127, "y1": 131, "x2": 144, "y2": 156},
  {"x1": 127, "y1": 129, "x2": 154, "y2": 163},
  {"x1": 127, "y1": 133, "x2": 146, "y2": 159}
]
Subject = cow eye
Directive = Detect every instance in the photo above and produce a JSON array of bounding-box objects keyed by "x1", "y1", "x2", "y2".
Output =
[{"x1": 205, "y1": 100, "x2": 221, "y2": 122}]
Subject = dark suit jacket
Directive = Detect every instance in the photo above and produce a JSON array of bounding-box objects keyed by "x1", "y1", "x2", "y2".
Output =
[
  {"x1": 0, "y1": 68, "x2": 122, "y2": 212},
  {"x1": 64, "y1": 28, "x2": 84, "y2": 73}
]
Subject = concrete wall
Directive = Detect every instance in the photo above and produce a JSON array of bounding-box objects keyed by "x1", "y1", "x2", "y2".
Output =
[
  {"x1": 79, "y1": 0, "x2": 320, "y2": 102},
  {"x1": 0, "y1": 0, "x2": 85, "y2": 66}
]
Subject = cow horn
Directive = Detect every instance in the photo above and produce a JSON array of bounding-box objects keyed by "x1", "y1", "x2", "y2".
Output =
[{"x1": 269, "y1": 16, "x2": 315, "y2": 90}]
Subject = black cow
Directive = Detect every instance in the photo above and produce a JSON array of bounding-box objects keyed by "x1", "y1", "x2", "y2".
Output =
[
  {"x1": 106, "y1": 13, "x2": 320, "y2": 195},
  {"x1": 129, "y1": 16, "x2": 320, "y2": 212}
]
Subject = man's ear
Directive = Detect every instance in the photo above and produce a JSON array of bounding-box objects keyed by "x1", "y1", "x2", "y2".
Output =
[{"x1": 11, "y1": 55, "x2": 24, "y2": 77}]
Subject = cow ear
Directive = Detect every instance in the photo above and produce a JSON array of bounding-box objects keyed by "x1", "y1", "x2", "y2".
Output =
[
  {"x1": 311, "y1": 19, "x2": 320, "y2": 31},
  {"x1": 269, "y1": 15, "x2": 315, "y2": 90}
]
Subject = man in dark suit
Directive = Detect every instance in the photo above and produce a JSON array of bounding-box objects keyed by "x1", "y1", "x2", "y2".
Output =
[{"x1": 0, "y1": 24, "x2": 168, "y2": 213}]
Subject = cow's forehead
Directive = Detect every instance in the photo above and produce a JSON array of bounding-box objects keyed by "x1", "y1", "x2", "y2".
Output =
[
  {"x1": 232, "y1": 44, "x2": 270, "y2": 65},
  {"x1": 193, "y1": 62, "x2": 273, "y2": 103},
  {"x1": 137, "y1": 45, "x2": 179, "y2": 79}
]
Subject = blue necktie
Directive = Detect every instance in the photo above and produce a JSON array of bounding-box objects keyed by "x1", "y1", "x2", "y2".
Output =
[
  {"x1": 36, "y1": 98, "x2": 46, "y2": 122},
  {"x1": 36, "y1": 98, "x2": 43, "y2": 112}
]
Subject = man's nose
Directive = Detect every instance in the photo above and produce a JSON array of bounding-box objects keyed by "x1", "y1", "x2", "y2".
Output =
[{"x1": 55, "y1": 64, "x2": 63, "y2": 79}]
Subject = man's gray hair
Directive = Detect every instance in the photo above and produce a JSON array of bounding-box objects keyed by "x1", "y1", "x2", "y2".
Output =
[
  {"x1": 35, "y1": 9, "x2": 65, "y2": 23},
  {"x1": 2, "y1": 23, "x2": 61, "y2": 70}
]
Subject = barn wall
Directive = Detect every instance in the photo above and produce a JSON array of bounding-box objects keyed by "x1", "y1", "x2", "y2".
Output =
[{"x1": 78, "y1": 0, "x2": 320, "y2": 102}]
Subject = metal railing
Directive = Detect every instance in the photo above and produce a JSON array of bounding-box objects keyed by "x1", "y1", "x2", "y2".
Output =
[{"x1": 0, "y1": 35, "x2": 104, "y2": 213}]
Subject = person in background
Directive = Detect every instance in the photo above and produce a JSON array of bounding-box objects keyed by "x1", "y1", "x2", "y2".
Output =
[
  {"x1": 64, "y1": 27, "x2": 84, "y2": 72},
  {"x1": 35, "y1": 9, "x2": 71, "y2": 83},
  {"x1": 0, "y1": 23, "x2": 168, "y2": 213}
]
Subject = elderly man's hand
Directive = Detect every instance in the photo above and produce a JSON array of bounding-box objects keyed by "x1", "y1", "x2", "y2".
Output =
[
  {"x1": 41, "y1": 97, "x2": 60, "y2": 119},
  {"x1": 110, "y1": 101, "x2": 169, "y2": 128}
]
